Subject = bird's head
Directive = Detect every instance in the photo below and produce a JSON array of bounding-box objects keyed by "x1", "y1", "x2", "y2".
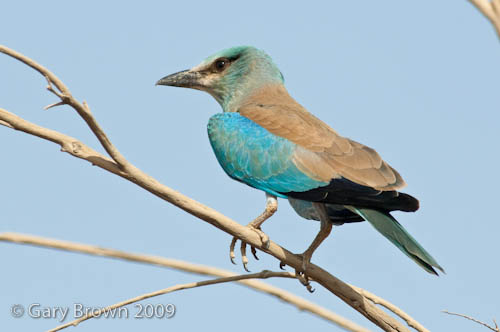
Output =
[{"x1": 156, "y1": 46, "x2": 284, "y2": 111}]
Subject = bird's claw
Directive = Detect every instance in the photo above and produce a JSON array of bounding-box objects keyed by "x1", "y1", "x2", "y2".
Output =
[
  {"x1": 251, "y1": 246, "x2": 259, "y2": 260},
  {"x1": 240, "y1": 241, "x2": 251, "y2": 272},
  {"x1": 293, "y1": 253, "x2": 315, "y2": 292},
  {"x1": 229, "y1": 237, "x2": 238, "y2": 265},
  {"x1": 295, "y1": 269, "x2": 315, "y2": 293},
  {"x1": 228, "y1": 225, "x2": 270, "y2": 271}
]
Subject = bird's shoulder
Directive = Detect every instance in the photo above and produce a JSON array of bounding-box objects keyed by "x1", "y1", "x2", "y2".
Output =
[
  {"x1": 238, "y1": 85, "x2": 349, "y2": 152},
  {"x1": 238, "y1": 85, "x2": 406, "y2": 191}
]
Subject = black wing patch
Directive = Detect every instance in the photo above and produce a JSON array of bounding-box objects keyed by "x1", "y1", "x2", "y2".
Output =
[{"x1": 284, "y1": 177, "x2": 419, "y2": 212}]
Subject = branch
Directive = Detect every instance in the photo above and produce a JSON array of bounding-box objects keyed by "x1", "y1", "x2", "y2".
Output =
[
  {"x1": 48, "y1": 270, "x2": 296, "y2": 332},
  {"x1": 0, "y1": 46, "x2": 129, "y2": 168},
  {"x1": 351, "y1": 286, "x2": 429, "y2": 332},
  {"x1": 0, "y1": 45, "x2": 419, "y2": 332},
  {"x1": 0, "y1": 108, "x2": 126, "y2": 176},
  {"x1": 469, "y1": 0, "x2": 500, "y2": 39},
  {"x1": 0, "y1": 232, "x2": 368, "y2": 332},
  {"x1": 443, "y1": 311, "x2": 499, "y2": 332}
]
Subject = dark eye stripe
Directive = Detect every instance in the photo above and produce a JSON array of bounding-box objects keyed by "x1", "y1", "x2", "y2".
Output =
[
  {"x1": 211, "y1": 54, "x2": 241, "y2": 73},
  {"x1": 227, "y1": 54, "x2": 241, "y2": 62}
]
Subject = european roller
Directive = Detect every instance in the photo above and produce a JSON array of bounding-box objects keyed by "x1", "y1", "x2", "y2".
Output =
[{"x1": 157, "y1": 46, "x2": 444, "y2": 276}]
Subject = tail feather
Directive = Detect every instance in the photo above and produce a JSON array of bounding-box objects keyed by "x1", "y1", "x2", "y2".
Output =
[{"x1": 348, "y1": 206, "x2": 444, "y2": 275}]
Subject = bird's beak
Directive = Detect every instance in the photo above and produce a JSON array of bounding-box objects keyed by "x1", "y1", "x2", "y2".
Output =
[{"x1": 155, "y1": 69, "x2": 203, "y2": 88}]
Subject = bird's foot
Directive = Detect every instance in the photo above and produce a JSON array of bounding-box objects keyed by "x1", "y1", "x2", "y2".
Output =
[
  {"x1": 299, "y1": 249, "x2": 314, "y2": 274},
  {"x1": 229, "y1": 224, "x2": 270, "y2": 272},
  {"x1": 294, "y1": 252, "x2": 315, "y2": 293},
  {"x1": 229, "y1": 194, "x2": 277, "y2": 272}
]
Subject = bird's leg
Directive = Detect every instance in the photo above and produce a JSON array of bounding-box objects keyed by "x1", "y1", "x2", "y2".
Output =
[
  {"x1": 246, "y1": 193, "x2": 278, "y2": 248},
  {"x1": 229, "y1": 193, "x2": 278, "y2": 270},
  {"x1": 298, "y1": 202, "x2": 332, "y2": 278}
]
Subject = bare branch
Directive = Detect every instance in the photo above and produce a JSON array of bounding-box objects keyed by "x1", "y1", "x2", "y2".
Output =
[
  {"x1": 0, "y1": 119, "x2": 14, "y2": 128},
  {"x1": 351, "y1": 285, "x2": 429, "y2": 332},
  {"x1": 0, "y1": 45, "x2": 419, "y2": 332},
  {"x1": 3, "y1": 104, "x2": 375, "y2": 324},
  {"x1": 0, "y1": 45, "x2": 129, "y2": 169},
  {"x1": 48, "y1": 270, "x2": 297, "y2": 332},
  {"x1": 469, "y1": 0, "x2": 500, "y2": 39},
  {"x1": 0, "y1": 107, "x2": 126, "y2": 177},
  {"x1": 0, "y1": 232, "x2": 369, "y2": 332},
  {"x1": 443, "y1": 311, "x2": 500, "y2": 332}
]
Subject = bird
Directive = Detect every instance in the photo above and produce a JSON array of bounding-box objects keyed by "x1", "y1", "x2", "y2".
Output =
[{"x1": 156, "y1": 46, "x2": 444, "y2": 276}]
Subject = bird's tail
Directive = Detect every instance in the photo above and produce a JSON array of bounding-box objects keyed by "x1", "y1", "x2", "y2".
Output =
[{"x1": 347, "y1": 206, "x2": 444, "y2": 275}]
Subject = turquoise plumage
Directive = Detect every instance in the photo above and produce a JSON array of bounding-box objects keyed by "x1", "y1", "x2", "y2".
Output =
[
  {"x1": 157, "y1": 46, "x2": 444, "y2": 275},
  {"x1": 207, "y1": 112, "x2": 328, "y2": 197},
  {"x1": 348, "y1": 207, "x2": 442, "y2": 274}
]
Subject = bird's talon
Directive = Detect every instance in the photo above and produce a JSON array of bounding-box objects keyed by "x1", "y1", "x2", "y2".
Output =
[
  {"x1": 240, "y1": 241, "x2": 251, "y2": 272},
  {"x1": 229, "y1": 237, "x2": 238, "y2": 264},
  {"x1": 251, "y1": 246, "x2": 259, "y2": 260},
  {"x1": 279, "y1": 262, "x2": 286, "y2": 270},
  {"x1": 294, "y1": 268, "x2": 314, "y2": 292}
]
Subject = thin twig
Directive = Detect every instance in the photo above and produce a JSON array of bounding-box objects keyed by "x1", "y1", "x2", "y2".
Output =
[
  {"x1": 469, "y1": 0, "x2": 500, "y2": 39},
  {"x1": 48, "y1": 270, "x2": 296, "y2": 332},
  {"x1": 44, "y1": 101, "x2": 65, "y2": 110},
  {"x1": 0, "y1": 232, "x2": 369, "y2": 332},
  {"x1": 443, "y1": 311, "x2": 500, "y2": 332},
  {"x1": 0, "y1": 44, "x2": 416, "y2": 332}
]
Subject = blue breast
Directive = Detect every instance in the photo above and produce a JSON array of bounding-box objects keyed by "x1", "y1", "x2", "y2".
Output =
[{"x1": 207, "y1": 112, "x2": 327, "y2": 197}]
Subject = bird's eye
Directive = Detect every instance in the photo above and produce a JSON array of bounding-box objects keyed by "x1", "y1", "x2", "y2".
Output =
[{"x1": 214, "y1": 58, "x2": 229, "y2": 72}]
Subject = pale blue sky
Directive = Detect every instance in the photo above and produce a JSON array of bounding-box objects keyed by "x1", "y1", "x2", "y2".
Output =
[{"x1": 1, "y1": 1, "x2": 499, "y2": 331}]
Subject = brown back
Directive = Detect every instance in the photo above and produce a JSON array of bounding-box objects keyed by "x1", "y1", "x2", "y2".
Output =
[{"x1": 239, "y1": 85, "x2": 406, "y2": 191}]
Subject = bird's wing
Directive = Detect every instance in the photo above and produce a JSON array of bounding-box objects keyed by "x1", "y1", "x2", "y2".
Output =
[{"x1": 239, "y1": 103, "x2": 406, "y2": 191}]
